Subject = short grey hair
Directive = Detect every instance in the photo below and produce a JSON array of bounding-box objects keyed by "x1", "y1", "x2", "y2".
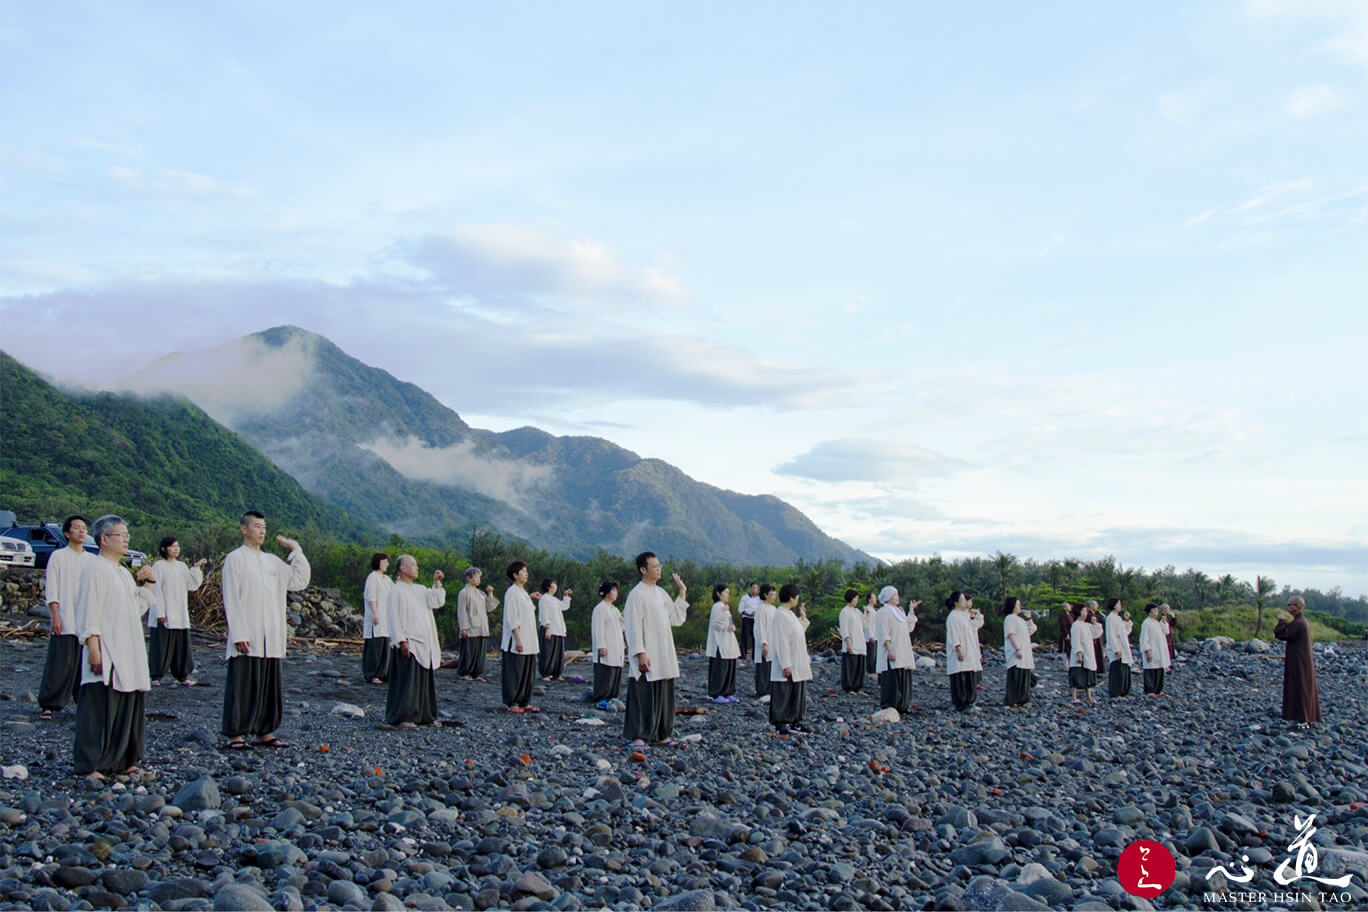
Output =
[
  {"x1": 396, "y1": 554, "x2": 417, "y2": 573},
  {"x1": 91, "y1": 514, "x2": 126, "y2": 543},
  {"x1": 464, "y1": 566, "x2": 482, "y2": 581}
]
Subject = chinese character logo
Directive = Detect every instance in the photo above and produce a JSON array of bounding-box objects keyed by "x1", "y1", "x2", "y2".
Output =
[
  {"x1": 1119, "y1": 840, "x2": 1176, "y2": 897},
  {"x1": 1273, "y1": 814, "x2": 1353, "y2": 888}
]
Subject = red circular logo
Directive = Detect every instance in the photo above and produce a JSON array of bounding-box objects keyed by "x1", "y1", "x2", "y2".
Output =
[{"x1": 1118, "y1": 840, "x2": 1175, "y2": 897}]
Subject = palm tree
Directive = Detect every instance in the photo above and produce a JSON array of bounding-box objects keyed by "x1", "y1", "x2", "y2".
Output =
[
  {"x1": 991, "y1": 551, "x2": 1019, "y2": 601},
  {"x1": 1217, "y1": 573, "x2": 1237, "y2": 606},
  {"x1": 1252, "y1": 575, "x2": 1275, "y2": 639}
]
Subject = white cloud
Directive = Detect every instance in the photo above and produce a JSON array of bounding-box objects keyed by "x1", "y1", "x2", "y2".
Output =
[
  {"x1": 776, "y1": 438, "x2": 971, "y2": 484},
  {"x1": 359, "y1": 435, "x2": 552, "y2": 508},
  {"x1": 1286, "y1": 84, "x2": 1345, "y2": 118}
]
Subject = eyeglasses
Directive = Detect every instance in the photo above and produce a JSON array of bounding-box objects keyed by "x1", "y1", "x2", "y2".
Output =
[{"x1": 103, "y1": 531, "x2": 130, "y2": 540}]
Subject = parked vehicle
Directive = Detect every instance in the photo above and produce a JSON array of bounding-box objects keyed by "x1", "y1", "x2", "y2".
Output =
[
  {"x1": 0, "y1": 513, "x2": 146, "y2": 569},
  {"x1": 0, "y1": 535, "x2": 36, "y2": 568}
]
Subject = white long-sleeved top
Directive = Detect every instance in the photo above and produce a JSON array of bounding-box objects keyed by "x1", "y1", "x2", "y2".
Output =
[
  {"x1": 501, "y1": 585, "x2": 540, "y2": 655},
  {"x1": 1140, "y1": 617, "x2": 1171, "y2": 669},
  {"x1": 1004, "y1": 613, "x2": 1037, "y2": 670},
  {"x1": 538, "y1": 593, "x2": 571, "y2": 637},
  {"x1": 706, "y1": 601, "x2": 741, "y2": 659},
  {"x1": 946, "y1": 609, "x2": 985, "y2": 675},
  {"x1": 221, "y1": 545, "x2": 310, "y2": 659},
  {"x1": 738, "y1": 593, "x2": 760, "y2": 619},
  {"x1": 1105, "y1": 612, "x2": 1134, "y2": 664},
  {"x1": 76, "y1": 555, "x2": 152, "y2": 692},
  {"x1": 386, "y1": 579, "x2": 446, "y2": 670},
  {"x1": 876, "y1": 603, "x2": 916, "y2": 672},
  {"x1": 457, "y1": 585, "x2": 497, "y2": 637},
  {"x1": 769, "y1": 607, "x2": 812, "y2": 682},
  {"x1": 623, "y1": 581, "x2": 688, "y2": 682},
  {"x1": 45, "y1": 546, "x2": 93, "y2": 633},
  {"x1": 591, "y1": 600, "x2": 626, "y2": 667},
  {"x1": 753, "y1": 600, "x2": 776, "y2": 664},
  {"x1": 839, "y1": 604, "x2": 867, "y2": 655},
  {"x1": 1069, "y1": 619, "x2": 1102, "y2": 670},
  {"x1": 363, "y1": 571, "x2": 393, "y2": 639},
  {"x1": 145, "y1": 559, "x2": 204, "y2": 630},
  {"x1": 862, "y1": 603, "x2": 879, "y2": 642}
]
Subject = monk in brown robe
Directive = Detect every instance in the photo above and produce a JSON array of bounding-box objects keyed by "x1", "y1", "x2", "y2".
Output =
[{"x1": 1273, "y1": 596, "x2": 1321, "y2": 724}]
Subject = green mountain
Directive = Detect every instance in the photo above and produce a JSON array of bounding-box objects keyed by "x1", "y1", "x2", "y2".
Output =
[
  {"x1": 123, "y1": 325, "x2": 874, "y2": 565},
  {"x1": 0, "y1": 350, "x2": 375, "y2": 543}
]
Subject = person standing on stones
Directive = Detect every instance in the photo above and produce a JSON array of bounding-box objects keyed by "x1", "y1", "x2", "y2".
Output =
[
  {"x1": 876, "y1": 585, "x2": 916, "y2": 713},
  {"x1": 1057, "y1": 603, "x2": 1073, "y2": 658},
  {"x1": 623, "y1": 551, "x2": 689, "y2": 749},
  {"x1": 500, "y1": 561, "x2": 540, "y2": 714},
  {"x1": 536, "y1": 577, "x2": 572, "y2": 682},
  {"x1": 384, "y1": 556, "x2": 446, "y2": 727},
  {"x1": 220, "y1": 510, "x2": 309, "y2": 750},
  {"x1": 768, "y1": 584, "x2": 812, "y2": 735},
  {"x1": 946, "y1": 591, "x2": 984, "y2": 711},
  {"x1": 706, "y1": 583, "x2": 741, "y2": 704},
  {"x1": 1003, "y1": 597, "x2": 1036, "y2": 707},
  {"x1": 146, "y1": 537, "x2": 207, "y2": 687},
  {"x1": 1086, "y1": 600, "x2": 1106, "y2": 675},
  {"x1": 39, "y1": 515, "x2": 95, "y2": 720},
  {"x1": 362, "y1": 553, "x2": 393, "y2": 685},
  {"x1": 456, "y1": 567, "x2": 498, "y2": 681},
  {"x1": 863, "y1": 591, "x2": 880, "y2": 678},
  {"x1": 752, "y1": 583, "x2": 777, "y2": 700},
  {"x1": 73, "y1": 514, "x2": 156, "y2": 778},
  {"x1": 1274, "y1": 596, "x2": 1321, "y2": 726},
  {"x1": 590, "y1": 580, "x2": 625, "y2": 709},
  {"x1": 1068, "y1": 602, "x2": 1102, "y2": 703},
  {"x1": 1104, "y1": 597, "x2": 1133, "y2": 698},
  {"x1": 1139, "y1": 602, "x2": 1170, "y2": 697},
  {"x1": 1160, "y1": 603, "x2": 1177, "y2": 669},
  {"x1": 838, "y1": 588, "x2": 867, "y2": 694},
  {"x1": 738, "y1": 582, "x2": 760, "y2": 660}
]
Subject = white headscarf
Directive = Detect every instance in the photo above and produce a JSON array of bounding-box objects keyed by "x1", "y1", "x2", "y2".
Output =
[{"x1": 878, "y1": 585, "x2": 899, "y2": 605}]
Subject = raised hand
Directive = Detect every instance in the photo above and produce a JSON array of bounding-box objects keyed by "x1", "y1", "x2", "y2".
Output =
[{"x1": 275, "y1": 535, "x2": 300, "y2": 552}]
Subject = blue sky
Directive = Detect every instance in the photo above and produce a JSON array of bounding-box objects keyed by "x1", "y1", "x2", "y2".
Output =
[{"x1": 2, "y1": 1, "x2": 1365, "y2": 595}]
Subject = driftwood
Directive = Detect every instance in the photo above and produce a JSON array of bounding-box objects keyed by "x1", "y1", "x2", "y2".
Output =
[{"x1": 0, "y1": 620, "x2": 44, "y2": 640}]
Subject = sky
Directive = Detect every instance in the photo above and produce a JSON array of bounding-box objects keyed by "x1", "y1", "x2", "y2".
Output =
[{"x1": 2, "y1": 1, "x2": 1365, "y2": 596}]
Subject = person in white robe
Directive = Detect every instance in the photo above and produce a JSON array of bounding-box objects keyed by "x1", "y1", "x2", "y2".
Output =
[
  {"x1": 39, "y1": 515, "x2": 94, "y2": 719},
  {"x1": 72, "y1": 515, "x2": 156, "y2": 778},
  {"x1": 1068, "y1": 604, "x2": 1102, "y2": 702},
  {"x1": 536, "y1": 578, "x2": 573, "y2": 681},
  {"x1": 362, "y1": 553, "x2": 394, "y2": 684},
  {"x1": 385, "y1": 556, "x2": 446, "y2": 727},
  {"x1": 876, "y1": 586, "x2": 918, "y2": 713},
  {"x1": 623, "y1": 551, "x2": 689, "y2": 748},
  {"x1": 752, "y1": 584, "x2": 777, "y2": 699},
  {"x1": 946, "y1": 591, "x2": 985, "y2": 711},
  {"x1": 591, "y1": 580, "x2": 625, "y2": 708},
  {"x1": 145, "y1": 536, "x2": 206, "y2": 686},
  {"x1": 501, "y1": 561, "x2": 541, "y2": 713},
  {"x1": 706, "y1": 584, "x2": 741, "y2": 703},
  {"x1": 768, "y1": 584, "x2": 812, "y2": 734},
  {"x1": 738, "y1": 582, "x2": 760, "y2": 660},
  {"x1": 1140, "y1": 602, "x2": 1172, "y2": 696},
  {"x1": 863, "y1": 591, "x2": 880, "y2": 678},
  {"x1": 1003, "y1": 597, "x2": 1037, "y2": 707},
  {"x1": 220, "y1": 510, "x2": 310, "y2": 749},
  {"x1": 838, "y1": 589, "x2": 868, "y2": 693},
  {"x1": 456, "y1": 566, "x2": 498, "y2": 680},
  {"x1": 1104, "y1": 597, "x2": 1134, "y2": 698}
]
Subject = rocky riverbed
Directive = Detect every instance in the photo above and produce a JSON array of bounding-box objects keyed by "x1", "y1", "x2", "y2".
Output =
[{"x1": 1, "y1": 635, "x2": 1365, "y2": 911}]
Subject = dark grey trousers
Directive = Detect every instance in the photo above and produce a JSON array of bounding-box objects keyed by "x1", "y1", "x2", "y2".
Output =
[
  {"x1": 73, "y1": 683, "x2": 145, "y2": 776},
  {"x1": 386, "y1": 652, "x2": 438, "y2": 725},
  {"x1": 624, "y1": 677, "x2": 676, "y2": 743},
  {"x1": 221, "y1": 656, "x2": 283, "y2": 738}
]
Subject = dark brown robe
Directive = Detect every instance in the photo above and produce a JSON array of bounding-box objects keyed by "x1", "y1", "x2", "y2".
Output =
[
  {"x1": 1273, "y1": 615, "x2": 1322, "y2": 723},
  {"x1": 1058, "y1": 613, "x2": 1071, "y2": 655}
]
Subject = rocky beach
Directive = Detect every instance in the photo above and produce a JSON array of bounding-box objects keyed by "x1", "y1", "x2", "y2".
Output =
[{"x1": 2, "y1": 605, "x2": 1366, "y2": 911}]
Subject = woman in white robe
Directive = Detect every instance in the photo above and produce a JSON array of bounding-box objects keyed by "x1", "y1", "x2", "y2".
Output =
[
  {"x1": 384, "y1": 558, "x2": 446, "y2": 727},
  {"x1": 875, "y1": 586, "x2": 917, "y2": 713},
  {"x1": 838, "y1": 589, "x2": 867, "y2": 693},
  {"x1": 362, "y1": 553, "x2": 394, "y2": 684},
  {"x1": 752, "y1": 584, "x2": 777, "y2": 699},
  {"x1": 706, "y1": 584, "x2": 741, "y2": 703},
  {"x1": 1104, "y1": 597, "x2": 1134, "y2": 698},
  {"x1": 591, "y1": 580, "x2": 625, "y2": 708},
  {"x1": 946, "y1": 591, "x2": 985, "y2": 711},
  {"x1": 1003, "y1": 597, "x2": 1036, "y2": 707},
  {"x1": 146, "y1": 536, "x2": 207, "y2": 686},
  {"x1": 456, "y1": 567, "x2": 498, "y2": 681},
  {"x1": 1068, "y1": 604, "x2": 1102, "y2": 702},
  {"x1": 536, "y1": 577, "x2": 572, "y2": 681},
  {"x1": 768, "y1": 584, "x2": 812, "y2": 734},
  {"x1": 1140, "y1": 602, "x2": 1171, "y2": 696},
  {"x1": 501, "y1": 561, "x2": 540, "y2": 714}
]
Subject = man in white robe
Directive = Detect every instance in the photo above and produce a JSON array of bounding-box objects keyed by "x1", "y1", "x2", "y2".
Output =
[
  {"x1": 1104, "y1": 598, "x2": 1133, "y2": 698},
  {"x1": 40, "y1": 515, "x2": 95, "y2": 720},
  {"x1": 752, "y1": 584, "x2": 777, "y2": 699},
  {"x1": 876, "y1": 586, "x2": 918, "y2": 713},
  {"x1": 362, "y1": 553, "x2": 393, "y2": 684},
  {"x1": 72, "y1": 515, "x2": 155, "y2": 778},
  {"x1": 220, "y1": 510, "x2": 309, "y2": 749},
  {"x1": 500, "y1": 562, "x2": 540, "y2": 712},
  {"x1": 945, "y1": 591, "x2": 984, "y2": 711},
  {"x1": 1140, "y1": 603, "x2": 1171, "y2": 696},
  {"x1": 768, "y1": 584, "x2": 812, "y2": 734},
  {"x1": 385, "y1": 556, "x2": 446, "y2": 727},
  {"x1": 838, "y1": 589, "x2": 867, "y2": 694},
  {"x1": 623, "y1": 551, "x2": 689, "y2": 748},
  {"x1": 456, "y1": 567, "x2": 498, "y2": 680},
  {"x1": 738, "y1": 583, "x2": 760, "y2": 660}
]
